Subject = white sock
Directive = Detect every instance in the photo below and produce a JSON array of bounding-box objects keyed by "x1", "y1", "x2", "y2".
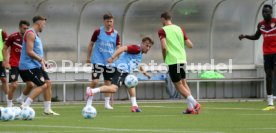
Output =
[
  {"x1": 19, "y1": 93, "x2": 27, "y2": 101},
  {"x1": 131, "y1": 97, "x2": 138, "y2": 107},
  {"x1": 44, "y1": 101, "x2": 51, "y2": 112},
  {"x1": 22, "y1": 97, "x2": 33, "y2": 107},
  {"x1": 105, "y1": 97, "x2": 110, "y2": 106},
  {"x1": 187, "y1": 101, "x2": 194, "y2": 110},
  {"x1": 187, "y1": 95, "x2": 197, "y2": 106},
  {"x1": 7, "y1": 100, "x2": 13, "y2": 107},
  {"x1": 267, "y1": 95, "x2": 274, "y2": 106},
  {"x1": 5, "y1": 95, "x2": 8, "y2": 101},
  {"x1": 86, "y1": 96, "x2": 93, "y2": 106},
  {"x1": 92, "y1": 88, "x2": 100, "y2": 94}
]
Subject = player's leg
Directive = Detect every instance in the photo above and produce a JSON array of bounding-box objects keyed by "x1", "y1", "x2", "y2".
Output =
[
  {"x1": 0, "y1": 62, "x2": 8, "y2": 102},
  {"x1": 169, "y1": 64, "x2": 199, "y2": 114},
  {"x1": 263, "y1": 54, "x2": 275, "y2": 111},
  {"x1": 86, "y1": 64, "x2": 101, "y2": 107},
  {"x1": 7, "y1": 67, "x2": 20, "y2": 107},
  {"x1": 21, "y1": 68, "x2": 48, "y2": 108},
  {"x1": 42, "y1": 68, "x2": 59, "y2": 115},
  {"x1": 103, "y1": 80, "x2": 113, "y2": 109},
  {"x1": 16, "y1": 81, "x2": 34, "y2": 104},
  {"x1": 86, "y1": 68, "x2": 123, "y2": 105},
  {"x1": 103, "y1": 66, "x2": 114, "y2": 109},
  {"x1": 128, "y1": 87, "x2": 142, "y2": 112}
]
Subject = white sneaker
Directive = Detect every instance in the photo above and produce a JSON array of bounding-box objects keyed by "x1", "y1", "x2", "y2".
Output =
[
  {"x1": 105, "y1": 104, "x2": 114, "y2": 110},
  {"x1": 16, "y1": 98, "x2": 24, "y2": 105},
  {"x1": 44, "y1": 109, "x2": 60, "y2": 116}
]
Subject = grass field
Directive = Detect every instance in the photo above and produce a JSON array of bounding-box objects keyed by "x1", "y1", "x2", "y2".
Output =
[{"x1": 0, "y1": 101, "x2": 276, "y2": 133}]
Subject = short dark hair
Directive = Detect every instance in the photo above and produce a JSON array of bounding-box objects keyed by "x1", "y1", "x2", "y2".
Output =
[
  {"x1": 32, "y1": 15, "x2": 47, "y2": 23},
  {"x1": 142, "y1": 37, "x2": 154, "y2": 45},
  {"x1": 19, "y1": 20, "x2": 30, "y2": 27},
  {"x1": 264, "y1": 4, "x2": 273, "y2": 10},
  {"x1": 161, "y1": 11, "x2": 172, "y2": 20},
  {"x1": 103, "y1": 13, "x2": 113, "y2": 20}
]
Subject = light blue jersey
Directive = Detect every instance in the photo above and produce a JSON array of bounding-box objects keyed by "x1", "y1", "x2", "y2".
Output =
[
  {"x1": 19, "y1": 28, "x2": 43, "y2": 70},
  {"x1": 114, "y1": 47, "x2": 143, "y2": 73},
  {"x1": 91, "y1": 26, "x2": 118, "y2": 66}
]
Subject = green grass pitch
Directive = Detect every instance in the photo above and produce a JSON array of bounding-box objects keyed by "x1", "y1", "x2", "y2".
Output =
[{"x1": 0, "y1": 101, "x2": 276, "y2": 133}]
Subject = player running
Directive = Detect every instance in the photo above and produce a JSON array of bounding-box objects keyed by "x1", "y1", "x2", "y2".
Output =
[
  {"x1": 158, "y1": 11, "x2": 201, "y2": 114},
  {"x1": 86, "y1": 37, "x2": 153, "y2": 112}
]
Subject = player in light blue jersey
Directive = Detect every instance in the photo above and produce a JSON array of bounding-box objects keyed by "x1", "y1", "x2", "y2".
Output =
[
  {"x1": 19, "y1": 16, "x2": 59, "y2": 115},
  {"x1": 86, "y1": 37, "x2": 153, "y2": 112},
  {"x1": 86, "y1": 13, "x2": 121, "y2": 109}
]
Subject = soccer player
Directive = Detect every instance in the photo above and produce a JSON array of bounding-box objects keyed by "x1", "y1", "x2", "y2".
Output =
[
  {"x1": 158, "y1": 11, "x2": 201, "y2": 114},
  {"x1": 0, "y1": 28, "x2": 8, "y2": 103},
  {"x1": 86, "y1": 37, "x2": 153, "y2": 112},
  {"x1": 19, "y1": 16, "x2": 59, "y2": 115},
  {"x1": 239, "y1": 4, "x2": 276, "y2": 111},
  {"x1": 2, "y1": 20, "x2": 34, "y2": 107},
  {"x1": 86, "y1": 13, "x2": 121, "y2": 109}
]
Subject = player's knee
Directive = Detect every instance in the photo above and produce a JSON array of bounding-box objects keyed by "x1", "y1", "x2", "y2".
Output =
[
  {"x1": 10, "y1": 82, "x2": 18, "y2": 89},
  {"x1": 0, "y1": 78, "x2": 7, "y2": 83},
  {"x1": 45, "y1": 80, "x2": 52, "y2": 86},
  {"x1": 110, "y1": 85, "x2": 118, "y2": 93},
  {"x1": 41, "y1": 83, "x2": 48, "y2": 90},
  {"x1": 91, "y1": 80, "x2": 99, "y2": 85},
  {"x1": 27, "y1": 83, "x2": 35, "y2": 89}
]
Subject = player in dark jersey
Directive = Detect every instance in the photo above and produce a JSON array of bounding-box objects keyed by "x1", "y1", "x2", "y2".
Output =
[{"x1": 239, "y1": 4, "x2": 276, "y2": 111}]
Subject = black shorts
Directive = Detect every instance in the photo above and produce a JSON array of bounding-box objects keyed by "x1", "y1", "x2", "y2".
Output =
[
  {"x1": 92, "y1": 64, "x2": 114, "y2": 81},
  {"x1": 19, "y1": 67, "x2": 50, "y2": 86},
  {"x1": 168, "y1": 64, "x2": 186, "y2": 82},
  {"x1": 264, "y1": 54, "x2": 276, "y2": 71},
  {"x1": 9, "y1": 67, "x2": 20, "y2": 83},
  {"x1": 111, "y1": 68, "x2": 129, "y2": 87},
  {"x1": 0, "y1": 61, "x2": 6, "y2": 78}
]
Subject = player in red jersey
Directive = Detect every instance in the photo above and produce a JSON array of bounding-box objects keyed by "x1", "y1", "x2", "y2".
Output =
[
  {"x1": 3, "y1": 20, "x2": 33, "y2": 107},
  {"x1": 0, "y1": 28, "x2": 8, "y2": 104},
  {"x1": 239, "y1": 4, "x2": 276, "y2": 111}
]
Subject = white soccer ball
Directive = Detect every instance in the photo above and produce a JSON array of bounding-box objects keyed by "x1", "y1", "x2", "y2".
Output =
[
  {"x1": 1, "y1": 107, "x2": 15, "y2": 121},
  {"x1": 12, "y1": 107, "x2": 22, "y2": 120},
  {"x1": 82, "y1": 106, "x2": 97, "y2": 119},
  {"x1": 21, "y1": 107, "x2": 35, "y2": 120},
  {"x1": 124, "y1": 75, "x2": 138, "y2": 88}
]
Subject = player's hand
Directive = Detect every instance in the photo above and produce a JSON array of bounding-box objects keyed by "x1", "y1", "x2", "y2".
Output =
[
  {"x1": 2, "y1": 61, "x2": 10, "y2": 69},
  {"x1": 40, "y1": 58, "x2": 46, "y2": 70},
  {"x1": 86, "y1": 59, "x2": 91, "y2": 64},
  {"x1": 107, "y1": 58, "x2": 113, "y2": 63},
  {"x1": 144, "y1": 72, "x2": 151, "y2": 79},
  {"x1": 239, "y1": 34, "x2": 245, "y2": 40}
]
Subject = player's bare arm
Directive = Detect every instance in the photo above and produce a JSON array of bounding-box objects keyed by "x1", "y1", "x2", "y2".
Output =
[
  {"x1": 86, "y1": 41, "x2": 94, "y2": 64},
  {"x1": 2, "y1": 44, "x2": 10, "y2": 69},
  {"x1": 239, "y1": 29, "x2": 261, "y2": 40},
  {"x1": 139, "y1": 65, "x2": 151, "y2": 79},
  {"x1": 107, "y1": 46, "x2": 127, "y2": 63},
  {"x1": 185, "y1": 39, "x2": 193, "y2": 48},
  {"x1": 26, "y1": 32, "x2": 45, "y2": 70},
  {"x1": 160, "y1": 38, "x2": 167, "y2": 61}
]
